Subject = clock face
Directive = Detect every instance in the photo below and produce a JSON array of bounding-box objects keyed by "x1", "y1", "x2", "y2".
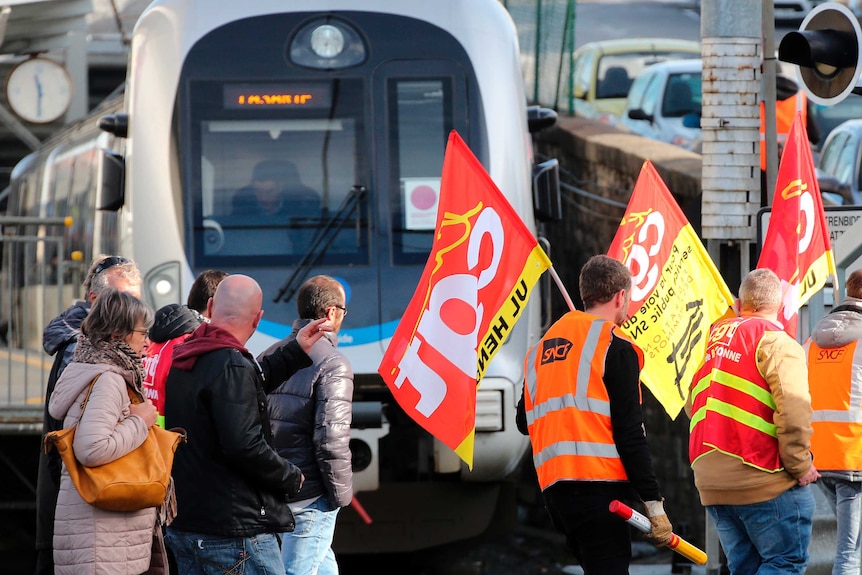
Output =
[{"x1": 5, "y1": 58, "x2": 73, "y2": 124}]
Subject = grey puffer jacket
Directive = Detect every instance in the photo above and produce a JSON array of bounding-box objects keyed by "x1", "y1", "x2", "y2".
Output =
[
  {"x1": 264, "y1": 320, "x2": 354, "y2": 507},
  {"x1": 809, "y1": 296, "x2": 862, "y2": 481},
  {"x1": 48, "y1": 361, "x2": 156, "y2": 575}
]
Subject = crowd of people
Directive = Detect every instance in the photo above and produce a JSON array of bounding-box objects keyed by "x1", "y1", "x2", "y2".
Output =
[
  {"x1": 34, "y1": 252, "x2": 862, "y2": 575},
  {"x1": 36, "y1": 255, "x2": 353, "y2": 575},
  {"x1": 519, "y1": 257, "x2": 862, "y2": 575}
]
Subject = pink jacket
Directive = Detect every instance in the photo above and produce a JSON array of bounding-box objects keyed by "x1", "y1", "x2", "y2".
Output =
[{"x1": 49, "y1": 361, "x2": 157, "y2": 575}]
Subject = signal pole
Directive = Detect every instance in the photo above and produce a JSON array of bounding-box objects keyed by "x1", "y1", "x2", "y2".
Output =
[
  {"x1": 700, "y1": 2, "x2": 763, "y2": 571},
  {"x1": 701, "y1": 0, "x2": 762, "y2": 290}
]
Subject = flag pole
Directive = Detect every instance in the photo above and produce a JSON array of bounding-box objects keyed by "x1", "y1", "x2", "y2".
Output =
[{"x1": 548, "y1": 265, "x2": 576, "y2": 311}]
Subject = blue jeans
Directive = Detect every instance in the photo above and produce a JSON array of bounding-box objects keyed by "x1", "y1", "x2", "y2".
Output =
[
  {"x1": 165, "y1": 528, "x2": 286, "y2": 575},
  {"x1": 818, "y1": 477, "x2": 862, "y2": 575},
  {"x1": 707, "y1": 485, "x2": 815, "y2": 575},
  {"x1": 281, "y1": 496, "x2": 340, "y2": 575}
]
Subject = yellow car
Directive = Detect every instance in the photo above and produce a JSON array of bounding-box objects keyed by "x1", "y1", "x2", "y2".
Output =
[{"x1": 572, "y1": 38, "x2": 701, "y2": 122}]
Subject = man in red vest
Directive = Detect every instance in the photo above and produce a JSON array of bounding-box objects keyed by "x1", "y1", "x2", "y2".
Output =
[
  {"x1": 687, "y1": 268, "x2": 819, "y2": 574},
  {"x1": 516, "y1": 255, "x2": 672, "y2": 575},
  {"x1": 805, "y1": 268, "x2": 862, "y2": 575}
]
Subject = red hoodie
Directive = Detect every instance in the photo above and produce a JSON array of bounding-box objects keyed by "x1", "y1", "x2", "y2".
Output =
[{"x1": 172, "y1": 322, "x2": 252, "y2": 370}]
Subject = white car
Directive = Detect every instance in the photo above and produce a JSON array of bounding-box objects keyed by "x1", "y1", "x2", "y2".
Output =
[
  {"x1": 620, "y1": 59, "x2": 702, "y2": 150},
  {"x1": 773, "y1": 0, "x2": 815, "y2": 21},
  {"x1": 817, "y1": 118, "x2": 862, "y2": 206}
]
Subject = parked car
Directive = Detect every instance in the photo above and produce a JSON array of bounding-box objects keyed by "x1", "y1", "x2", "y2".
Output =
[
  {"x1": 619, "y1": 59, "x2": 702, "y2": 150},
  {"x1": 572, "y1": 38, "x2": 701, "y2": 122},
  {"x1": 773, "y1": 0, "x2": 815, "y2": 21},
  {"x1": 817, "y1": 119, "x2": 862, "y2": 205},
  {"x1": 813, "y1": 91, "x2": 862, "y2": 151}
]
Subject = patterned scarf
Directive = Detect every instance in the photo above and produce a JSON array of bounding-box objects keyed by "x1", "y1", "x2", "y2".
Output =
[{"x1": 73, "y1": 334, "x2": 146, "y2": 393}]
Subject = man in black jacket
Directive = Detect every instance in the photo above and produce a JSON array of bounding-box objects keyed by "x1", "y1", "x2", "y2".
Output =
[
  {"x1": 264, "y1": 275, "x2": 353, "y2": 575},
  {"x1": 164, "y1": 274, "x2": 330, "y2": 575}
]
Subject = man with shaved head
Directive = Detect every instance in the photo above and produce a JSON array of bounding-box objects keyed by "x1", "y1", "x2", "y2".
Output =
[{"x1": 164, "y1": 275, "x2": 330, "y2": 575}]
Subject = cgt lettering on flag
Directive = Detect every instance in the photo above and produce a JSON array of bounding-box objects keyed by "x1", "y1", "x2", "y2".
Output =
[
  {"x1": 607, "y1": 160, "x2": 735, "y2": 418},
  {"x1": 391, "y1": 203, "x2": 506, "y2": 417},
  {"x1": 379, "y1": 130, "x2": 552, "y2": 468},
  {"x1": 757, "y1": 111, "x2": 836, "y2": 338}
]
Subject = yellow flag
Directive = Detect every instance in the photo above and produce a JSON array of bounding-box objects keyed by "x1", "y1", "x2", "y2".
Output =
[{"x1": 607, "y1": 161, "x2": 734, "y2": 417}]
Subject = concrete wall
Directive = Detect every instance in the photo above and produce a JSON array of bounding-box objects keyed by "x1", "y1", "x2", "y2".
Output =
[{"x1": 532, "y1": 116, "x2": 709, "y2": 546}]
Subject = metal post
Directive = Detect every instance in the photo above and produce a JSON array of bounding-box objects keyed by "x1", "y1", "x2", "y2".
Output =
[
  {"x1": 554, "y1": 0, "x2": 574, "y2": 112},
  {"x1": 762, "y1": 0, "x2": 778, "y2": 205},
  {"x1": 705, "y1": 511, "x2": 722, "y2": 575},
  {"x1": 533, "y1": 0, "x2": 542, "y2": 104}
]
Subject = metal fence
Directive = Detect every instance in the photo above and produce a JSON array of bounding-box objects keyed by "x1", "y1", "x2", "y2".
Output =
[
  {"x1": 0, "y1": 216, "x2": 84, "y2": 431},
  {"x1": 501, "y1": 0, "x2": 577, "y2": 114}
]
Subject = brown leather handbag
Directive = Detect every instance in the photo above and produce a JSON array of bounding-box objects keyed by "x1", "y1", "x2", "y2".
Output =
[{"x1": 44, "y1": 375, "x2": 186, "y2": 512}]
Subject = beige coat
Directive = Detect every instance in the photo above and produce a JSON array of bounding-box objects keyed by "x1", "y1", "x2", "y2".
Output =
[
  {"x1": 686, "y1": 329, "x2": 814, "y2": 506},
  {"x1": 49, "y1": 361, "x2": 157, "y2": 575}
]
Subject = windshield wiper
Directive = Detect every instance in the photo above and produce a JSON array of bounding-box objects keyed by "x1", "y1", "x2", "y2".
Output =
[{"x1": 273, "y1": 185, "x2": 366, "y2": 303}]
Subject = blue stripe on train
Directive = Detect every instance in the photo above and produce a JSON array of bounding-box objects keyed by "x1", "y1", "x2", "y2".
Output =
[{"x1": 256, "y1": 318, "x2": 399, "y2": 347}]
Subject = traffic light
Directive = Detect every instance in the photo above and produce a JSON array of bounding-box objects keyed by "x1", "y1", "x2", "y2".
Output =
[{"x1": 778, "y1": 2, "x2": 862, "y2": 105}]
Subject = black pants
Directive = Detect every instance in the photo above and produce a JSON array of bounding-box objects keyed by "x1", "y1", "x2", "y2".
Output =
[{"x1": 543, "y1": 482, "x2": 637, "y2": 575}]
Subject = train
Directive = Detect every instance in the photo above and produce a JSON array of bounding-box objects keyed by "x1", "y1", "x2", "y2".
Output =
[{"x1": 2, "y1": 0, "x2": 560, "y2": 554}]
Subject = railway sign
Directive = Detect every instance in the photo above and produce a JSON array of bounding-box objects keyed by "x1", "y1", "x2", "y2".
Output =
[{"x1": 757, "y1": 205, "x2": 862, "y2": 250}]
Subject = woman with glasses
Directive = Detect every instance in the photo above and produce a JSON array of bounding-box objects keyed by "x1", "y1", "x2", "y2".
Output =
[
  {"x1": 36, "y1": 255, "x2": 143, "y2": 575},
  {"x1": 48, "y1": 289, "x2": 164, "y2": 575}
]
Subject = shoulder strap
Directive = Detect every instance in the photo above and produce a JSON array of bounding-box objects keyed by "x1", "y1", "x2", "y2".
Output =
[
  {"x1": 126, "y1": 382, "x2": 145, "y2": 405},
  {"x1": 78, "y1": 374, "x2": 101, "y2": 415}
]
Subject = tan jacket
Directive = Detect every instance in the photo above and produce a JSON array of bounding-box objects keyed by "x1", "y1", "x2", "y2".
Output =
[
  {"x1": 49, "y1": 361, "x2": 157, "y2": 575},
  {"x1": 686, "y1": 329, "x2": 814, "y2": 505}
]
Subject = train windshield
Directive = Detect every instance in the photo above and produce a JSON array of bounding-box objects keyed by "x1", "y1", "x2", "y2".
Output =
[{"x1": 188, "y1": 79, "x2": 369, "y2": 266}]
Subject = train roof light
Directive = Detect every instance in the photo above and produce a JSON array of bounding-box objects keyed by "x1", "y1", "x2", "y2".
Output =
[
  {"x1": 311, "y1": 25, "x2": 344, "y2": 59},
  {"x1": 290, "y1": 19, "x2": 366, "y2": 69}
]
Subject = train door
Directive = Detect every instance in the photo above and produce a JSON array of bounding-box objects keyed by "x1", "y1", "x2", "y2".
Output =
[{"x1": 372, "y1": 61, "x2": 469, "y2": 361}]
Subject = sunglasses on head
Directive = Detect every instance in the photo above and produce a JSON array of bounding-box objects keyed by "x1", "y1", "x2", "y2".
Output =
[{"x1": 93, "y1": 256, "x2": 130, "y2": 276}]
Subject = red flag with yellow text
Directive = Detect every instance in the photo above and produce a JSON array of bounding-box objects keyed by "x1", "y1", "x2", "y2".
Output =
[
  {"x1": 757, "y1": 111, "x2": 836, "y2": 338},
  {"x1": 378, "y1": 131, "x2": 551, "y2": 469},
  {"x1": 607, "y1": 161, "x2": 734, "y2": 417}
]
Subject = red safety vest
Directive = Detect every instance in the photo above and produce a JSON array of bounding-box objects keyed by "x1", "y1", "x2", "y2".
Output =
[
  {"x1": 807, "y1": 340, "x2": 862, "y2": 471},
  {"x1": 689, "y1": 316, "x2": 783, "y2": 472},
  {"x1": 523, "y1": 311, "x2": 644, "y2": 490},
  {"x1": 759, "y1": 92, "x2": 806, "y2": 171}
]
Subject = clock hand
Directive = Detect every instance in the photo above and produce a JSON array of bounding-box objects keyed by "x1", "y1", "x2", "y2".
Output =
[{"x1": 35, "y1": 74, "x2": 43, "y2": 118}]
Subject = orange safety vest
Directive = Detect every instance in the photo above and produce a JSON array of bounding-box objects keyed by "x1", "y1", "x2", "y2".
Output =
[
  {"x1": 522, "y1": 311, "x2": 644, "y2": 490},
  {"x1": 807, "y1": 340, "x2": 862, "y2": 471},
  {"x1": 689, "y1": 316, "x2": 783, "y2": 472},
  {"x1": 759, "y1": 91, "x2": 806, "y2": 171}
]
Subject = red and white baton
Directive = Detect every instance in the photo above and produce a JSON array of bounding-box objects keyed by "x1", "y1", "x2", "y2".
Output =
[{"x1": 609, "y1": 500, "x2": 707, "y2": 565}]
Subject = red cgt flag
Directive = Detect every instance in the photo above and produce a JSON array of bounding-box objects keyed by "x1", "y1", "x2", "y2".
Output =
[
  {"x1": 378, "y1": 131, "x2": 551, "y2": 469},
  {"x1": 757, "y1": 111, "x2": 836, "y2": 338}
]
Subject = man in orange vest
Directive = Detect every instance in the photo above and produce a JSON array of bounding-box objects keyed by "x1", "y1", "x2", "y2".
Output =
[
  {"x1": 516, "y1": 255, "x2": 673, "y2": 575},
  {"x1": 805, "y1": 268, "x2": 862, "y2": 575},
  {"x1": 687, "y1": 268, "x2": 819, "y2": 574}
]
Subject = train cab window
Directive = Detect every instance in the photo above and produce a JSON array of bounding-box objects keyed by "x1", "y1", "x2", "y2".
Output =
[
  {"x1": 187, "y1": 79, "x2": 369, "y2": 267},
  {"x1": 388, "y1": 79, "x2": 452, "y2": 265}
]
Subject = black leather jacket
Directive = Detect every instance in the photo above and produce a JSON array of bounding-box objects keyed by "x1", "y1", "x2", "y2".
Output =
[
  {"x1": 264, "y1": 320, "x2": 354, "y2": 507},
  {"x1": 165, "y1": 334, "x2": 310, "y2": 536}
]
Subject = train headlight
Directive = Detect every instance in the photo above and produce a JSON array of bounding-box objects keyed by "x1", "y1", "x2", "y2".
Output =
[
  {"x1": 311, "y1": 25, "x2": 344, "y2": 58},
  {"x1": 290, "y1": 19, "x2": 365, "y2": 69},
  {"x1": 144, "y1": 261, "x2": 181, "y2": 311},
  {"x1": 475, "y1": 389, "x2": 504, "y2": 432}
]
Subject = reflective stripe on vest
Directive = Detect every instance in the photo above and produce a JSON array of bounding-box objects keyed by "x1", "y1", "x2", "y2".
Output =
[
  {"x1": 759, "y1": 92, "x2": 806, "y2": 171},
  {"x1": 523, "y1": 312, "x2": 630, "y2": 489},
  {"x1": 689, "y1": 316, "x2": 783, "y2": 472},
  {"x1": 807, "y1": 339, "x2": 862, "y2": 470}
]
